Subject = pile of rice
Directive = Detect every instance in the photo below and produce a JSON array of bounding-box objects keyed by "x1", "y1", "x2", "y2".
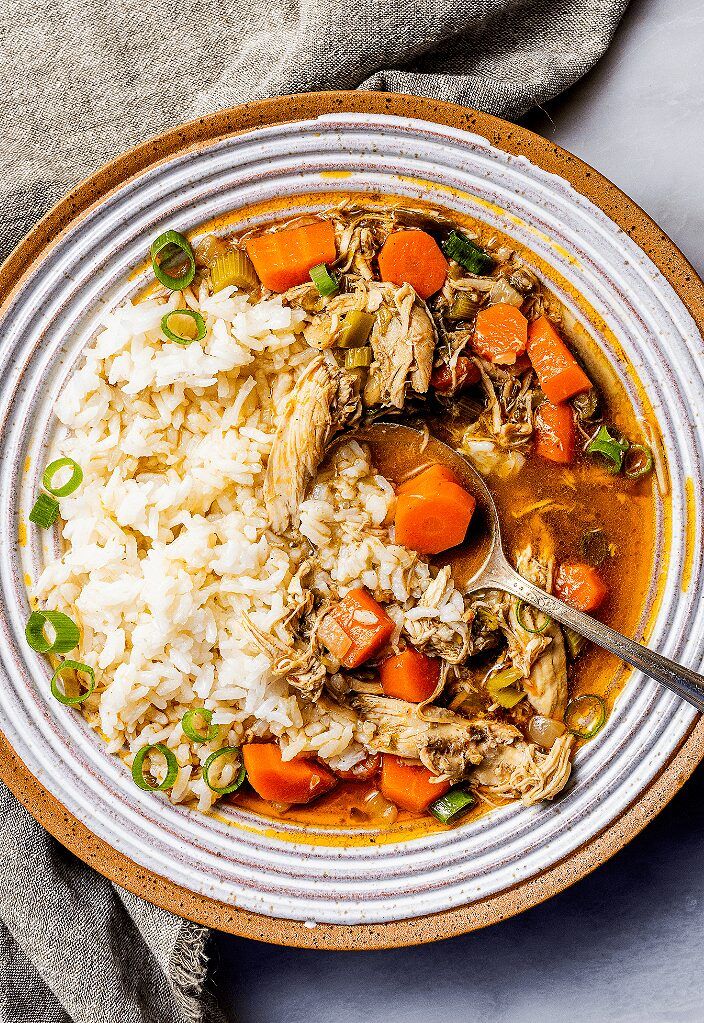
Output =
[{"x1": 36, "y1": 282, "x2": 464, "y2": 811}]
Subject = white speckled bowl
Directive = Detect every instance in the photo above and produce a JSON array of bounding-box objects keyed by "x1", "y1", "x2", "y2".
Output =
[{"x1": 1, "y1": 94, "x2": 703, "y2": 948}]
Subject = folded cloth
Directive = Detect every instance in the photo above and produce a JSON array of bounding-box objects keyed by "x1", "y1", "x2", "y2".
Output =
[{"x1": 0, "y1": 0, "x2": 629, "y2": 1019}]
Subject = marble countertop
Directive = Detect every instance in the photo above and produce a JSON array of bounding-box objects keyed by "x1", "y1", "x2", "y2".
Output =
[{"x1": 214, "y1": 1, "x2": 704, "y2": 1018}]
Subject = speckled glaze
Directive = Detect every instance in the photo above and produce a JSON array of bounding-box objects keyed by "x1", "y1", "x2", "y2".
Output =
[{"x1": 1, "y1": 94, "x2": 704, "y2": 948}]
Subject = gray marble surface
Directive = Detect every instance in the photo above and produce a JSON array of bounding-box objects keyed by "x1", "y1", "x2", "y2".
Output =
[{"x1": 213, "y1": 1, "x2": 704, "y2": 1018}]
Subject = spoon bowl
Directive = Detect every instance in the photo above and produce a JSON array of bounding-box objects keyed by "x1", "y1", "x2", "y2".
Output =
[{"x1": 359, "y1": 421, "x2": 704, "y2": 715}]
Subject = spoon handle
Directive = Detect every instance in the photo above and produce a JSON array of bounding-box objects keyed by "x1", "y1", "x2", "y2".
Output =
[{"x1": 483, "y1": 567, "x2": 704, "y2": 714}]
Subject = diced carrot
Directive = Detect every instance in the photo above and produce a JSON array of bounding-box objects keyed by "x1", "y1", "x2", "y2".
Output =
[
  {"x1": 527, "y1": 316, "x2": 592, "y2": 404},
  {"x1": 244, "y1": 220, "x2": 336, "y2": 292},
  {"x1": 242, "y1": 743, "x2": 337, "y2": 804},
  {"x1": 555, "y1": 562, "x2": 608, "y2": 612},
  {"x1": 377, "y1": 229, "x2": 448, "y2": 299},
  {"x1": 334, "y1": 753, "x2": 381, "y2": 782},
  {"x1": 318, "y1": 587, "x2": 395, "y2": 668},
  {"x1": 396, "y1": 463, "x2": 462, "y2": 495},
  {"x1": 380, "y1": 648, "x2": 441, "y2": 703},
  {"x1": 534, "y1": 401, "x2": 576, "y2": 464},
  {"x1": 380, "y1": 755, "x2": 451, "y2": 813},
  {"x1": 471, "y1": 304, "x2": 528, "y2": 364},
  {"x1": 395, "y1": 481, "x2": 476, "y2": 555},
  {"x1": 430, "y1": 355, "x2": 482, "y2": 394}
]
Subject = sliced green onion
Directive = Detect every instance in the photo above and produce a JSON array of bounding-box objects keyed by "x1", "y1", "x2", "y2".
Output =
[
  {"x1": 42, "y1": 457, "x2": 83, "y2": 498},
  {"x1": 150, "y1": 230, "x2": 196, "y2": 291},
  {"x1": 344, "y1": 346, "x2": 372, "y2": 370},
  {"x1": 447, "y1": 292, "x2": 479, "y2": 322},
  {"x1": 442, "y1": 231, "x2": 494, "y2": 275},
  {"x1": 25, "y1": 610, "x2": 79, "y2": 654},
  {"x1": 309, "y1": 263, "x2": 339, "y2": 297},
  {"x1": 203, "y1": 746, "x2": 246, "y2": 795},
  {"x1": 210, "y1": 249, "x2": 258, "y2": 292},
  {"x1": 486, "y1": 666, "x2": 525, "y2": 709},
  {"x1": 586, "y1": 425, "x2": 629, "y2": 473},
  {"x1": 624, "y1": 443, "x2": 653, "y2": 479},
  {"x1": 29, "y1": 492, "x2": 60, "y2": 528},
  {"x1": 161, "y1": 309, "x2": 206, "y2": 346},
  {"x1": 565, "y1": 694, "x2": 606, "y2": 740},
  {"x1": 182, "y1": 707, "x2": 219, "y2": 743},
  {"x1": 516, "y1": 600, "x2": 551, "y2": 635},
  {"x1": 563, "y1": 626, "x2": 586, "y2": 660},
  {"x1": 429, "y1": 786, "x2": 476, "y2": 825},
  {"x1": 581, "y1": 528, "x2": 610, "y2": 567},
  {"x1": 50, "y1": 660, "x2": 95, "y2": 706},
  {"x1": 131, "y1": 743, "x2": 179, "y2": 791},
  {"x1": 337, "y1": 310, "x2": 375, "y2": 348}
]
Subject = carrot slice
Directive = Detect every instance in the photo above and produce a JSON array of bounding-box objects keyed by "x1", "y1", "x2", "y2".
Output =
[
  {"x1": 396, "y1": 463, "x2": 462, "y2": 495},
  {"x1": 242, "y1": 743, "x2": 337, "y2": 804},
  {"x1": 471, "y1": 304, "x2": 528, "y2": 364},
  {"x1": 430, "y1": 355, "x2": 481, "y2": 394},
  {"x1": 244, "y1": 220, "x2": 336, "y2": 292},
  {"x1": 380, "y1": 755, "x2": 451, "y2": 813},
  {"x1": 534, "y1": 401, "x2": 576, "y2": 464},
  {"x1": 318, "y1": 587, "x2": 395, "y2": 668},
  {"x1": 555, "y1": 562, "x2": 608, "y2": 612},
  {"x1": 377, "y1": 229, "x2": 448, "y2": 299},
  {"x1": 395, "y1": 481, "x2": 476, "y2": 554},
  {"x1": 527, "y1": 316, "x2": 592, "y2": 404},
  {"x1": 381, "y1": 648, "x2": 441, "y2": 703}
]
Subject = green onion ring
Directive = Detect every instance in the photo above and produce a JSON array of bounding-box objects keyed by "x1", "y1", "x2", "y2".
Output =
[
  {"x1": 150, "y1": 230, "x2": 196, "y2": 291},
  {"x1": 309, "y1": 262, "x2": 339, "y2": 297},
  {"x1": 203, "y1": 747, "x2": 246, "y2": 795},
  {"x1": 29, "y1": 492, "x2": 60, "y2": 528},
  {"x1": 624, "y1": 443, "x2": 654, "y2": 479},
  {"x1": 516, "y1": 600, "x2": 551, "y2": 635},
  {"x1": 182, "y1": 707, "x2": 219, "y2": 743},
  {"x1": 50, "y1": 660, "x2": 96, "y2": 706},
  {"x1": 131, "y1": 743, "x2": 179, "y2": 791},
  {"x1": 586, "y1": 425, "x2": 629, "y2": 473},
  {"x1": 161, "y1": 309, "x2": 206, "y2": 346},
  {"x1": 42, "y1": 457, "x2": 83, "y2": 497},
  {"x1": 429, "y1": 786, "x2": 476, "y2": 825},
  {"x1": 565, "y1": 694, "x2": 606, "y2": 740},
  {"x1": 25, "y1": 610, "x2": 80, "y2": 654}
]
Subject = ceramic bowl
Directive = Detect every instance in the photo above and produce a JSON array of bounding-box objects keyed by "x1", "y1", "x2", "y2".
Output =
[{"x1": 1, "y1": 93, "x2": 703, "y2": 948}]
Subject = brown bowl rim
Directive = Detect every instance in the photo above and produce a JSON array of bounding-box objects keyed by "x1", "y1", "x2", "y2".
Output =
[{"x1": 1, "y1": 90, "x2": 703, "y2": 950}]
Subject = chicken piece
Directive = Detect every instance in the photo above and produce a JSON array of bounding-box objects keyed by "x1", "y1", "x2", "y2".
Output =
[
  {"x1": 402, "y1": 566, "x2": 472, "y2": 663},
  {"x1": 470, "y1": 733, "x2": 573, "y2": 805},
  {"x1": 264, "y1": 354, "x2": 360, "y2": 532},
  {"x1": 353, "y1": 694, "x2": 573, "y2": 804},
  {"x1": 241, "y1": 605, "x2": 327, "y2": 701},
  {"x1": 365, "y1": 283, "x2": 437, "y2": 408},
  {"x1": 352, "y1": 693, "x2": 519, "y2": 782}
]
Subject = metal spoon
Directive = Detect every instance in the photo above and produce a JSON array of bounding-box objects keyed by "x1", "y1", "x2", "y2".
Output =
[{"x1": 358, "y1": 421, "x2": 704, "y2": 713}]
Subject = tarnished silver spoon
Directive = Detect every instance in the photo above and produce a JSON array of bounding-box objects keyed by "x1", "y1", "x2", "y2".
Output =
[{"x1": 358, "y1": 421, "x2": 704, "y2": 713}]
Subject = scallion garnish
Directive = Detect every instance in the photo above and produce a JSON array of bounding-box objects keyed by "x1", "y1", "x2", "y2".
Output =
[
  {"x1": 182, "y1": 707, "x2": 218, "y2": 744},
  {"x1": 161, "y1": 309, "x2": 206, "y2": 346},
  {"x1": 50, "y1": 660, "x2": 96, "y2": 705},
  {"x1": 309, "y1": 263, "x2": 339, "y2": 297},
  {"x1": 344, "y1": 346, "x2": 373, "y2": 370},
  {"x1": 42, "y1": 457, "x2": 83, "y2": 498},
  {"x1": 565, "y1": 694, "x2": 606, "y2": 740},
  {"x1": 28, "y1": 492, "x2": 60, "y2": 528},
  {"x1": 516, "y1": 600, "x2": 551, "y2": 635},
  {"x1": 624, "y1": 443, "x2": 653, "y2": 479},
  {"x1": 203, "y1": 747, "x2": 246, "y2": 795},
  {"x1": 25, "y1": 610, "x2": 80, "y2": 654},
  {"x1": 442, "y1": 231, "x2": 494, "y2": 275},
  {"x1": 150, "y1": 230, "x2": 196, "y2": 291},
  {"x1": 131, "y1": 743, "x2": 179, "y2": 791},
  {"x1": 586, "y1": 425, "x2": 629, "y2": 473},
  {"x1": 429, "y1": 786, "x2": 476, "y2": 825}
]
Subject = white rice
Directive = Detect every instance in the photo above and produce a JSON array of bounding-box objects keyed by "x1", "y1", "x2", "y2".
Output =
[{"x1": 35, "y1": 282, "x2": 464, "y2": 811}]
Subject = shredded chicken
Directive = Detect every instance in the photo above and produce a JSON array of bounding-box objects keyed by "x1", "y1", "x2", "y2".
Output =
[
  {"x1": 264, "y1": 354, "x2": 360, "y2": 532},
  {"x1": 365, "y1": 283, "x2": 436, "y2": 408},
  {"x1": 471, "y1": 733, "x2": 574, "y2": 805}
]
